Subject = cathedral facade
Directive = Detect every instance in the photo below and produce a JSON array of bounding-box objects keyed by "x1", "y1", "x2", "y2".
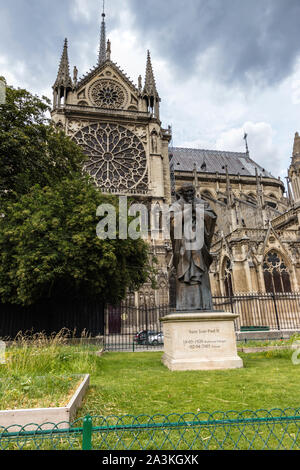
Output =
[
  {"x1": 170, "y1": 146, "x2": 300, "y2": 297},
  {"x1": 51, "y1": 12, "x2": 172, "y2": 307},
  {"x1": 51, "y1": 11, "x2": 300, "y2": 305}
]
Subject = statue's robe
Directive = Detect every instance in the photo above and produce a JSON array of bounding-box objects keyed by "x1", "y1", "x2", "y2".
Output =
[{"x1": 170, "y1": 197, "x2": 217, "y2": 311}]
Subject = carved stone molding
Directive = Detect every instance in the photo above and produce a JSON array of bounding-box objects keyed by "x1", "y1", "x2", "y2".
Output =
[
  {"x1": 88, "y1": 79, "x2": 128, "y2": 109},
  {"x1": 73, "y1": 122, "x2": 148, "y2": 193}
]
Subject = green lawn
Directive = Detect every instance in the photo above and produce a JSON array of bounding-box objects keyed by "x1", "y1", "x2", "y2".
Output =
[
  {"x1": 78, "y1": 349, "x2": 300, "y2": 417},
  {"x1": 0, "y1": 333, "x2": 101, "y2": 410},
  {"x1": 1, "y1": 334, "x2": 299, "y2": 416},
  {"x1": 1, "y1": 340, "x2": 300, "y2": 450}
]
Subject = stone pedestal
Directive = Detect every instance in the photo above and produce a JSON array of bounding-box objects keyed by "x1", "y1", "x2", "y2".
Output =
[{"x1": 161, "y1": 311, "x2": 243, "y2": 371}]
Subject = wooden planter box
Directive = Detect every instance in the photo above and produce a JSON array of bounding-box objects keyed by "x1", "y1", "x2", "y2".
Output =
[{"x1": 0, "y1": 374, "x2": 90, "y2": 430}]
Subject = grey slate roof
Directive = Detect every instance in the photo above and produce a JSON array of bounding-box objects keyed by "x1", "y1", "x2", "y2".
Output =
[{"x1": 169, "y1": 147, "x2": 274, "y2": 179}]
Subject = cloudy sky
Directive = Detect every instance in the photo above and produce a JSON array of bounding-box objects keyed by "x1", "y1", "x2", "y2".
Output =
[{"x1": 1, "y1": 0, "x2": 300, "y2": 183}]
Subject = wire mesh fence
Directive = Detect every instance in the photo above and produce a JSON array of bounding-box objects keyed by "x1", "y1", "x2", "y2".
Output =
[{"x1": 1, "y1": 408, "x2": 300, "y2": 450}]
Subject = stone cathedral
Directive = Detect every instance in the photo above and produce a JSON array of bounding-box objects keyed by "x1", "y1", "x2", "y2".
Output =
[{"x1": 51, "y1": 10, "x2": 300, "y2": 308}]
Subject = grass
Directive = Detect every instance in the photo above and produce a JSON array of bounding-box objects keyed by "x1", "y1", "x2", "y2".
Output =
[
  {"x1": 1, "y1": 330, "x2": 299, "y2": 415},
  {"x1": 0, "y1": 375, "x2": 82, "y2": 410},
  {"x1": 1, "y1": 335, "x2": 300, "y2": 450},
  {"x1": 237, "y1": 333, "x2": 300, "y2": 349},
  {"x1": 0, "y1": 330, "x2": 102, "y2": 410},
  {"x1": 78, "y1": 349, "x2": 300, "y2": 417}
]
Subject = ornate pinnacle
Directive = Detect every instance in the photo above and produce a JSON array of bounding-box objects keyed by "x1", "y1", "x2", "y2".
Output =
[
  {"x1": 225, "y1": 165, "x2": 232, "y2": 207},
  {"x1": 54, "y1": 38, "x2": 72, "y2": 89},
  {"x1": 243, "y1": 132, "x2": 249, "y2": 156},
  {"x1": 106, "y1": 39, "x2": 111, "y2": 61},
  {"x1": 143, "y1": 50, "x2": 158, "y2": 97},
  {"x1": 255, "y1": 167, "x2": 264, "y2": 207},
  {"x1": 193, "y1": 163, "x2": 200, "y2": 197},
  {"x1": 138, "y1": 75, "x2": 142, "y2": 92},
  {"x1": 292, "y1": 132, "x2": 300, "y2": 162}
]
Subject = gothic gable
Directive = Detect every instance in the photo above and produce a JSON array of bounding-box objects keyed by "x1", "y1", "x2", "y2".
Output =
[{"x1": 74, "y1": 61, "x2": 139, "y2": 111}]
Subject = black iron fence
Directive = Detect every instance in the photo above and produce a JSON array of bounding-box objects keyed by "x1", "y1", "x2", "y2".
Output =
[
  {"x1": 1, "y1": 292, "x2": 299, "y2": 346},
  {"x1": 213, "y1": 292, "x2": 300, "y2": 331},
  {"x1": 104, "y1": 304, "x2": 169, "y2": 351},
  {"x1": 104, "y1": 292, "x2": 300, "y2": 351}
]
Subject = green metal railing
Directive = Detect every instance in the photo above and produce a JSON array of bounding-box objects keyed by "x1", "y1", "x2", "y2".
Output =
[{"x1": 1, "y1": 408, "x2": 300, "y2": 450}]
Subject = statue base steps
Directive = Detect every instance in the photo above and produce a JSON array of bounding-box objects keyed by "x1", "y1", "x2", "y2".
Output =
[{"x1": 161, "y1": 311, "x2": 243, "y2": 371}]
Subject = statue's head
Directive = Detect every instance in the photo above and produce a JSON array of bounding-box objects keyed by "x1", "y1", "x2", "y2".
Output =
[{"x1": 177, "y1": 184, "x2": 196, "y2": 203}]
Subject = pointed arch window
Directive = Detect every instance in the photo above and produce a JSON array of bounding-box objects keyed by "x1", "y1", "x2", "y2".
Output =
[
  {"x1": 263, "y1": 251, "x2": 291, "y2": 293},
  {"x1": 158, "y1": 278, "x2": 169, "y2": 306},
  {"x1": 223, "y1": 258, "x2": 233, "y2": 297},
  {"x1": 152, "y1": 202, "x2": 163, "y2": 233}
]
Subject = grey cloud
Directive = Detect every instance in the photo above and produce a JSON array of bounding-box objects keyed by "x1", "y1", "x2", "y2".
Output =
[
  {"x1": 127, "y1": 0, "x2": 300, "y2": 87},
  {"x1": 2, "y1": 0, "x2": 300, "y2": 93},
  {"x1": 0, "y1": 0, "x2": 122, "y2": 92}
]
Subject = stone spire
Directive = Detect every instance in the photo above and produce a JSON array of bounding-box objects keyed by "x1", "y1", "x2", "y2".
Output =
[
  {"x1": 293, "y1": 132, "x2": 300, "y2": 156},
  {"x1": 143, "y1": 50, "x2": 158, "y2": 97},
  {"x1": 54, "y1": 38, "x2": 72, "y2": 89},
  {"x1": 98, "y1": 1, "x2": 107, "y2": 65},
  {"x1": 288, "y1": 132, "x2": 300, "y2": 204},
  {"x1": 143, "y1": 50, "x2": 160, "y2": 118},
  {"x1": 243, "y1": 132, "x2": 249, "y2": 156}
]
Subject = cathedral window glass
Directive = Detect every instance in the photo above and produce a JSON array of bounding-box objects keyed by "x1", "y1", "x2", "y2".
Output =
[
  {"x1": 263, "y1": 251, "x2": 291, "y2": 293},
  {"x1": 266, "y1": 201, "x2": 277, "y2": 209},
  {"x1": 158, "y1": 280, "x2": 169, "y2": 305},
  {"x1": 89, "y1": 80, "x2": 127, "y2": 109},
  {"x1": 73, "y1": 123, "x2": 148, "y2": 193}
]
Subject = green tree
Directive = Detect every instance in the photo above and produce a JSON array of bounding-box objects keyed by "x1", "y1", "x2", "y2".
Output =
[
  {"x1": 0, "y1": 82, "x2": 154, "y2": 306},
  {"x1": 0, "y1": 83, "x2": 85, "y2": 198},
  {"x1": 0, "y1": 176, "x2": 153, "y2": 306}
]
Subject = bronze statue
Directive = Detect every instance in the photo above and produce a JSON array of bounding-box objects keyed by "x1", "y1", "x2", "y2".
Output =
[{"x1": 170, "y1": 184, "x2": 217, "y2": 311}]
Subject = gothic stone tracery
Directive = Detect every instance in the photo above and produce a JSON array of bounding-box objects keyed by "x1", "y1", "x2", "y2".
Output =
[
  {"x1": 88, "y1": 79, "x2": 127, "y2": 109},
  {"x1": 73, "y1": 123, "x2": 148, "y2": 193}
]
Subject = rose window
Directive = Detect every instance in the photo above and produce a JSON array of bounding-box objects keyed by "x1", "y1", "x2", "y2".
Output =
[
  {"x1": 73, "y1": 123, "x2": 148, "y2": 193},
  {"x1": 89, "y1": 80, "x2": 126, "y2": 109}
]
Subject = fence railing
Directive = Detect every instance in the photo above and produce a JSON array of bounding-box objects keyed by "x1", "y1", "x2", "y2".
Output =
[
  {"x1": 1, "y1": 408, "x2": 300, "y2": 450},
  {"x1": 104, "y1": 292, "x2": 300, "y2": 351},
  {"x1": 213, "y1": 292, "x2": 300, "y2": 331},
  {"x1": 104, "y1": 304, "x2": 169, "y2": 351}
]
